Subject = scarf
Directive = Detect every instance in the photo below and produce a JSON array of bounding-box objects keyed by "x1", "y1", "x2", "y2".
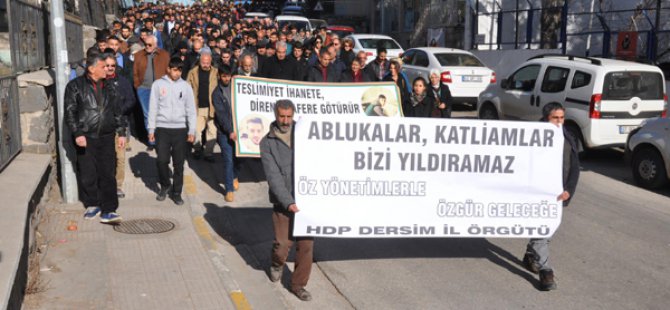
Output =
[{"x1": 410, "y1": 92, "x2": 426, "y2": 107}]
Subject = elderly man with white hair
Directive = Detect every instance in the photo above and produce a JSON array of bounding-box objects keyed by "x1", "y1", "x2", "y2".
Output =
[
  {"x1": 133, "y1": 34, "x2": 170, "y2": 151},
  {"x1": 186, "y1": 50, "x2": 219, "y2": 161}
]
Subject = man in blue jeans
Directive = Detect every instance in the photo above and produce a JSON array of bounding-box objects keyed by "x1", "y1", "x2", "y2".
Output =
[{"x1": 211, "y1": 65, "x2": 239, "y2": 202}]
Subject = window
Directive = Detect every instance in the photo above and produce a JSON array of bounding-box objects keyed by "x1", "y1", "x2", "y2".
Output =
[
  {"x1": 541, "y1": 66, "x2": 570, "y2": 93},
  {"x1": 413, "y1": 51, "x2": 429, "y2": 67},
  {"x1": 571, "y1": 71, "x2": 592, "y2": 89},
  {"x1": 435, "y1": 53, "x2": 484, "y2": 67},
  {"x1": 508, "y1": 65, "x2": 541, "y2": 91},
  {"x1": 602, "y1": 71, "x2": 663, "y2": 100},
  {"x1": 358, "y1": 39, "x2": 402, "y2": 50},
  {"x1": 0, "y1": 0, "x2": 11, "y2": 76},
  {"x1": 402, "y1": 50, "x2": 416, "y2": 66}
]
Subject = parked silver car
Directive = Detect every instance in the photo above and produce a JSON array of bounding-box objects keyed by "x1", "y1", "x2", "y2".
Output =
[
  {"x1": 401, "y1": 47, "x2": 495, "y2": 107},
  {"x1": 626, "y1": 116, "x2": 670, "y2": 189}
]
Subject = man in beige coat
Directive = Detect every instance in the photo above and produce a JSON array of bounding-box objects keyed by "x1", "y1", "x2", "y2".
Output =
[{"x1": 186, "y1": 50, "x2": 219, "y2": 161}]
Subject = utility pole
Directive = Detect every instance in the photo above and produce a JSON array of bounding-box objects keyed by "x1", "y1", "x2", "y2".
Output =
[
  {"x1": 654, "y1": 0, "x2": 661, "y2": 61},
  {"x1": 380, "y1": 0, "x2": 385, "y2": 34},
  {"x1": 50, "y1": 0, "x2": 78, "y2": 203}
]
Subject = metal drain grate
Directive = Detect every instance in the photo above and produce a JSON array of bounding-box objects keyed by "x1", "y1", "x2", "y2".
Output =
[{"x1": 113, "y1": 219, "x2": 176, "y2": 234}]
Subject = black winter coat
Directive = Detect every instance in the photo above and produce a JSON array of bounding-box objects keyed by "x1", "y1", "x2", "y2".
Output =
[
  {"x1": 339, "y1": 69, "x2": 372, "y2": 82},
  {"x1": 64, "y1": 75, "x2": 126, "y2": 138},
  {"x1": 562, "y1": 128, "x2": 581, "y2": 206},
  {"x1": 305, "y1": 64, "x2": 341, "y2": 82},
  {"x1": 108, "y1": 74, "x2": 135, "y2": 115},
  {"x1": 403, "y1": 94, "x2": 437, "y2": 118},
  {"x1": 211, "y1": 82, "x2": 234, "y2": 136},
  {"x1": 428, "y1": 83, "x2": 453, "y2": 118},
  {"x1": 259, "y1": 56, "x2": 302, "y2": 81}
]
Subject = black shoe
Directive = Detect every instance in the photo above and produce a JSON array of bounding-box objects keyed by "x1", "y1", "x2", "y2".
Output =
[
  {"x1": 291, "y1": 287, "x2": 312, "y2": 301},
  {"x1": 523, "y1": 253, "x2": 540, "y2": 274},
  {"x1": 193, "y1": 150, "x2": 203, "y2": 159},
  {"x1": 539, "y1": 269, "x2": 557, "y2": 291},
  {"x1": 156, "y1": 185, "x2": 170, "y2": 201},
  {"x1": 269, "y1": 265, "x2": 283, "y2": 282},
  {"x1": 171, "y1": 193, "x2": 184, "y2": 205},
  {"x1": 146, "y1": 145, "x2": 154, "y2": 152}
]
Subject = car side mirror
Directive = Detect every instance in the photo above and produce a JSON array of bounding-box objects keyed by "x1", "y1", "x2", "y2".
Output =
[{"x1": 501, "y1": 78, "x2": 508, "y2": 89}]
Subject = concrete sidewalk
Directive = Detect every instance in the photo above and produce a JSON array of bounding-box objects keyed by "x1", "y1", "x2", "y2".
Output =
[
  {"x1": 22, "y1": 138, "x2": 351, "y2": 310},
  {"x1": 22, "y1": 139, "x2": 239, "y2": 309}
]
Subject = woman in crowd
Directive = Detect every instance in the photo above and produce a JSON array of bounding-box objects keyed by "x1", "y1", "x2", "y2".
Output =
[
  {"x1": 340, "y1": 38, "x2": 356, "y2": 68},
  {"x1": 428, "y1": 69, "x2": 453, "y2": 118},
  {"x1": 404, "y1": 77, "x2": 438, "y2": 117},
  {"x1": 383, "y1": 59, "x2": 411, "y2": 108},
  {"x1": 340, "y1": 59, "x2": 371, "y2": 83}
]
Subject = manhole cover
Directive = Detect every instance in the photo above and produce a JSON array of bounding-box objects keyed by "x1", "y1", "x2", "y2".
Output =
[{"x1": 113, "y1": 219, "x2": 175, "y2": 234}]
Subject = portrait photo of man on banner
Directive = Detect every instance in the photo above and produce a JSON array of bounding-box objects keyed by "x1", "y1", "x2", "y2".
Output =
[{"x1": 231, "y1": 76, "x2": 403, "y2": 157}]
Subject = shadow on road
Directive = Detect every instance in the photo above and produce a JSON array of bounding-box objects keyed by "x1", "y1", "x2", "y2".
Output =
[
  {"x1": 202, "y1": 203, "x2": 539, "y2": 288},
  {"x1": 128, "y1": 152, "x2": 160, "y2": 193}
]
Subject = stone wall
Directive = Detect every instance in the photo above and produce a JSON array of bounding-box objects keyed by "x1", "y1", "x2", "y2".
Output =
[{"x1": 17, "y1": 70, "x2": 56, "y2": 155}]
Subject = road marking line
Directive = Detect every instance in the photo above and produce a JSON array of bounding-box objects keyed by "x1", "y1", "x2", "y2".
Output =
[
  {"x1": 193, "y1": 216, "x2": 252, "y2": 308},
  {"x1": 184, "y1": 174, "x2": 197, "y2": 195},
  {"x1": 230, "y1": 290, "x2": 252, "y2": 310},
  {"x1": 193, "y1": 216, "x2": 216, "y2": 250}
]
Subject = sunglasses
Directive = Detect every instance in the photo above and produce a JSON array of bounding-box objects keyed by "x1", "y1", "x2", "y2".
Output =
[
  {"x1": 106, "y1": 64, "x2": 116, "y2": 68},
  {"x1": 146, "y1": 44, "x2": 154, "y2": 47}
]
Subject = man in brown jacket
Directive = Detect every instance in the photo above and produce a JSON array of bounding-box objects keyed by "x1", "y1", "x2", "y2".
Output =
[
  {"x1": 133, "y1": 35, "x2": 170, "y2": 150},
  {"x1": 186, "y1": 50, "x2": 219, "y2": 161}
]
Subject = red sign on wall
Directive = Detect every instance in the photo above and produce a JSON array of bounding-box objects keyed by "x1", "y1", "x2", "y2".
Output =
[{"x1": 616, "y1": 32, "x2": 638, "y2": 60}]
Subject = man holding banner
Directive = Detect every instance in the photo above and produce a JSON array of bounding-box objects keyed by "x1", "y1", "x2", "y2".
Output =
[
  {"x1": 260, "y1": 100, "x2": 314, "y2": 302},
  {"x1": 523, "y1": 102, "x2": 580, "y2": 291}
]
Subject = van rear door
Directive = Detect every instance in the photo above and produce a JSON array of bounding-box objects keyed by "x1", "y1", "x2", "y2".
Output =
[{"x1": 593, "y1": 71, "x2": 665, "y2": 146}]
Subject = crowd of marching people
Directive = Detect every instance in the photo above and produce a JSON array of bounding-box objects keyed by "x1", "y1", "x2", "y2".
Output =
[
  {"x1": 63, "y1": 0, "x2": 575, "y2": 300},
  {"x1": 72, "y1": 0, "x2": 457, "y2": 219}
]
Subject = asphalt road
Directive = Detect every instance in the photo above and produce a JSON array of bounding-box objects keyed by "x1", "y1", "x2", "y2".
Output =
[{"x1": 195, "y1": 111, "x2": 670, "y2": 309}]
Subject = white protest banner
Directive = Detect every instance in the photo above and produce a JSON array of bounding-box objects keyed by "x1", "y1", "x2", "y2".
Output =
[
  {"x1": 232, "y1": 76, "x2": 402, "y2": 157},
  {"x1": 294, "y1": 116, "x2": 565, "y2": 238}
]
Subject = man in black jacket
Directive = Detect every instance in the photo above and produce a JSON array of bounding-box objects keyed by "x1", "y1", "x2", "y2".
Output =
[
  {"x1": 64, "y1": 52, "x2": 127, "y2": 224},
  {"x1": 305, "y1": 47, "x2": 340, "y2": 82},
  {"x1": 104, "y1": 50, "x2": 135, "y2": 199},
  {"x1": 291, "y1": 42, "x2": 308, "y2": 81},
  {"x1": 523, "y1": 102, "x2": 580, "y2": 291},
  {"x1": 259, "y1": 41, "x2": 301, "y2": 81},
  {"x1": 211, "y1": 65, "x2": 239, "y2": 202}
]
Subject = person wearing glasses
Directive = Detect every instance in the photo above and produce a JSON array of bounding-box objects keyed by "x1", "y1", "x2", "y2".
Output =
[
  {"x1": 103, "y1": 50, "x2": 135, "y2": 199},
  {"x1": 133, "y1": 35, "x2": 170, "y2": 151}
]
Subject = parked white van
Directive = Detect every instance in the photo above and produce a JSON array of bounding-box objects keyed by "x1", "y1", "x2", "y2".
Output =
[
  {"x1": 478, "y1": 54, "x2": 668, "y2": 152},
  {"x1": 275, "y1": 15, "x2": 312, "y2": 33}
]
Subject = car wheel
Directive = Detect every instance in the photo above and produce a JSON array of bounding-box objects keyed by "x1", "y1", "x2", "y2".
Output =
[
  {"x1": 478, "y1": 103, "x2": 499, "y2": 120},
  {"x1": 632, "y1": 147, "x2": 668, "y2": 189}
]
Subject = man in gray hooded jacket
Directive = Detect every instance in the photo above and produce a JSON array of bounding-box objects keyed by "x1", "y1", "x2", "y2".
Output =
[{"x1": 260, "y1": 99, "x2": 314, "y2": 302}]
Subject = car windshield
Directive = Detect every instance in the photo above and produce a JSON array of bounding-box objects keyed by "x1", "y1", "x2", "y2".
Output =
[
  {"x1": 332, "y1": 30, "x2": 353, "y2": 38},
  {"x1": 358, "y1": 39, "x2": 401, "y2": 50},
  {"x1": 602, "y1": 71, "x2": 663, "y2": 100},
  {"x1": 435, "y1": 53, "x2": 484, "y2": 67},
  {"x1": 278, "y1": 21, "x2": 309, "y2": 31}
]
